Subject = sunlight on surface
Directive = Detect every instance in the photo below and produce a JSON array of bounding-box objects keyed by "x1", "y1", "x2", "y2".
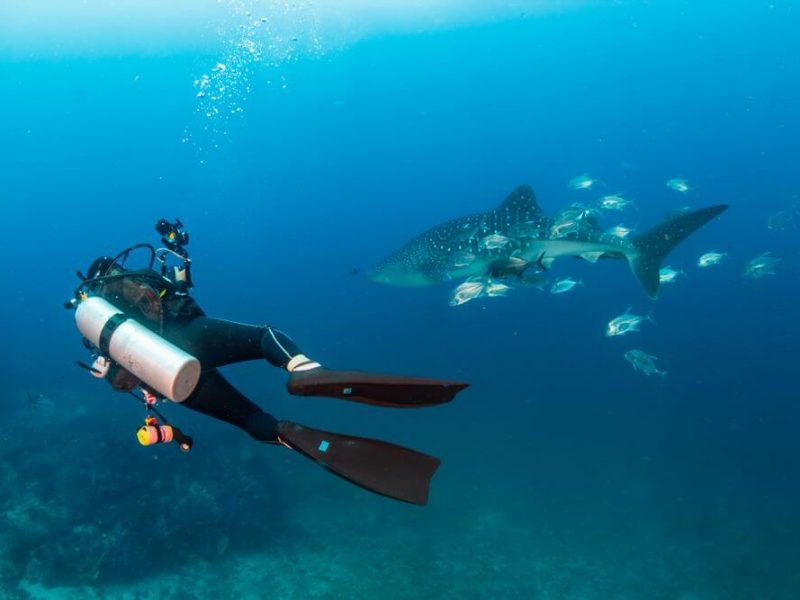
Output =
[{"x1": 0, "y1": 0, "x2": 591, "y2": 56}]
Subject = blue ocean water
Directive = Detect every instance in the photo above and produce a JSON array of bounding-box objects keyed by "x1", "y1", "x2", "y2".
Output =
[{"x1": 1, "y1": 1, "x2": 799, "y2": 598}]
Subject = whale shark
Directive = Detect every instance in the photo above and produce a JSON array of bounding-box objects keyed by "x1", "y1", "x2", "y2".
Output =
[{"x1": 370, "y1": 185, "x2": 728, "y2": 299}]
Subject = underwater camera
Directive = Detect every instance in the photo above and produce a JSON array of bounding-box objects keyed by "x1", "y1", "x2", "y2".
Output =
[{"x1": 155, "y1": 218, "x2": 189, "y2": 253}]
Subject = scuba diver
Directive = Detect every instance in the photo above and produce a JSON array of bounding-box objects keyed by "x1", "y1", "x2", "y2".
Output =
[{"x1": 66, "y1": 218, "x2": 467, "y2": 505}]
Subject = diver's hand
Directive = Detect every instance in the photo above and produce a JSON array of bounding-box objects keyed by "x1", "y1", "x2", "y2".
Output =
[
  {"x1": 89, "y1": 356, "x2": 141, "y2": 392},
  {"x1": 142, "y1": 389, "x2": 158, "y2": 406},
  {"x1": 91, "y1": 356, "x2": 111, "y2": 379}
]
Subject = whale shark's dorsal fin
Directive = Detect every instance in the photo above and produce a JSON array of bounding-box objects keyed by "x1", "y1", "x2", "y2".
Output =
[{"x1": 494, "y1": 185, "x2": 542, "y2": 222}]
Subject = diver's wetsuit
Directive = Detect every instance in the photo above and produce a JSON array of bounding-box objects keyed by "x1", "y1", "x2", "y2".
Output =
[
  {"x1": 78, "y1": 261, "x2": 467, "y2": 505},
  {"x1": 96, "y1": 271, "x2": 304, "y2": 443},
  {"x1": 162, "y1": 317, "x2": 305, "y2": 443}
]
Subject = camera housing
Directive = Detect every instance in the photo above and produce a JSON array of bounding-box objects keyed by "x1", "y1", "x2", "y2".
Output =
[{"x1": 155, "y1": 218, "x2": 189, "y2": 253}]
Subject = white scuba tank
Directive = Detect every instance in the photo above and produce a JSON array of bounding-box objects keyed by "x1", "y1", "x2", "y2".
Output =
[{"x1": 75, "y1": 296, "x2": 201, "y2": 402}]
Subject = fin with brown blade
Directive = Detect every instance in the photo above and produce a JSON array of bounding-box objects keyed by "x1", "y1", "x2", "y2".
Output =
[
  {"x1": 278, "y1": 421, "x2": 440, "y2": 505},
  {"x1": 287, "y1": 368, "x2": 468, "y2": 408}
]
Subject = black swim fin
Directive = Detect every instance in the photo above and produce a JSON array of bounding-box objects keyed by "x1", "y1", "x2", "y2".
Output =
[
  {"x1": 277, "y1": 421, "x2": 440, "y2": 505},
  {"x1": 287, "y1": 368, "x2": 468, "y2": 408}
]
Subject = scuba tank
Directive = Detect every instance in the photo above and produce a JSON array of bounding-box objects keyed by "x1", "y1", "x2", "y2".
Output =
[{"x1": 75, "y1": 296, "x2": 201, "y2": 402}]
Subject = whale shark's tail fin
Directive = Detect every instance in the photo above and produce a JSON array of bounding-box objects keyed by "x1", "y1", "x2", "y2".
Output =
[{"x1": 629, "y1": 204, "x2": 728, "y2": 298}]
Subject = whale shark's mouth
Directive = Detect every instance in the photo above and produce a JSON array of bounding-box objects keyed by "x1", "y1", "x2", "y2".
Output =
[{"x1": 369, "y1": 265, "x2": 438, "y2": 288}]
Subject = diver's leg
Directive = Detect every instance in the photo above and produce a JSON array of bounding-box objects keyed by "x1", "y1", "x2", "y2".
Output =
[
  {"x1": 165, "y1": 317, "x2": 317, "y2": 371},
  {"x1": 164, "y1": 317, "x2": 267, "y2": 368},
  {"x1": 183, "y1": 368, "x2": 279, "y2": 442},
  {"x1": 183, "y1": 370, "x2": 441, "y2": 504},
  {"x1": 170, "y1": 318, "x2": 469, "y2": 409},
  {"x1": 260, "y1": 327, "x2": 320, "y2": 371}
]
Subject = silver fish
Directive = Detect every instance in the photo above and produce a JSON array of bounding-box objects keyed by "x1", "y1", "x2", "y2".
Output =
[
  {"x1": 558, "y1": 203, "x2": 597, "y2": 221},
  {"x1": 550, "y1": 219, "x2": 581, "y2": 238},
  {"x1": 624, "y1": 349, "x2": 667, "y2": 376},
  {"x1": 598, "y1": 194, "x2": 632, "y2": 211},
  {"x1": 697, "y1": 251, "x2": 726, "y2": 268},
  {"x1": 449, "y1": 280, "x2": 485, "y2": 306},
  {"x1": 658, "y1": 266, "x2": 683, "y2": 284},
  {"x1": 550, "y1": 278, "x2": 583, "y2": 294},
  {"x1": 606, "y1": 224, "x2": 633, "y2": 238},
  {"x1": 744, "y1": 252, "x2": 781, "y2": 279},
  {"x1": 606, "y1": 309, "x2": 653, "y2": 337},
  {"x1": 767, "y1": 202, "x2": 799, "y2": 231},
  {"x1": 485, "y1": 282, "x2": 512, "y2": 297},
  {"x1": 479, "y1": 233, "x2": 512, "y2": 251},
  {"x1": 568, "y1": 173, "x2": 598, "y2": 190},
  {"x1": 666, "y1": 178, "x2": 690, "y2": 193}
]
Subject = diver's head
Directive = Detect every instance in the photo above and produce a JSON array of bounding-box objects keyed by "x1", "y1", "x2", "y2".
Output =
[{"x1": 85, "y1": 256, "x2": 120, "y2": 280}]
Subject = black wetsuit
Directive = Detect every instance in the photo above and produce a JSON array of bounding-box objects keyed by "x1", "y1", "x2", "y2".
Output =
[
  {"x1": 96, "y1": 268, "x2": 304, "y2": 443},
  {"x1": 163, "y1": 317, "x2": 304, "y2": 443}
]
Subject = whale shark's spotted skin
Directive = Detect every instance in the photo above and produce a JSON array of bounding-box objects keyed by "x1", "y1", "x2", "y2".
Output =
[
  {"x1": 370, "y1": 186, "x2": 549, "y2": 286},
  {"x1": 370, "y1": 185, "x2": 728, "y2": 299}
]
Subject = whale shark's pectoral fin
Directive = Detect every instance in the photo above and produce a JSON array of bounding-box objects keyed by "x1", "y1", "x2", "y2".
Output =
[
  {"x1": 579, "y1": 251, "x2": 604, "y2": 263},
  {"x1": 630, "y1": 204, "x2": 729, "y2": 298},
  {"x1": 534, "y1": 251, "x2": 549, "y2": 271}
]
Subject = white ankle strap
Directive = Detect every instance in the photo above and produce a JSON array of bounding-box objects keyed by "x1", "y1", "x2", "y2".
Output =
[{"x1": 287, "y1": 354, "x2": 322, "y2": 373}]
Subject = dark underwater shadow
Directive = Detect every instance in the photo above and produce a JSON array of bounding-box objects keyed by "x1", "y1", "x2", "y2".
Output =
[{"x1": 0, "y1": 406, "x2": 305, "y2": 590}]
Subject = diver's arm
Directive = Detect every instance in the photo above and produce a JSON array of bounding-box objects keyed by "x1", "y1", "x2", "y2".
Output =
[
  {"x1": 173, "y1": 258, "x2": 192, "y2": 291},
  {"x1": 89, "y1": 355, "x2": 141, "y2": 392}
]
